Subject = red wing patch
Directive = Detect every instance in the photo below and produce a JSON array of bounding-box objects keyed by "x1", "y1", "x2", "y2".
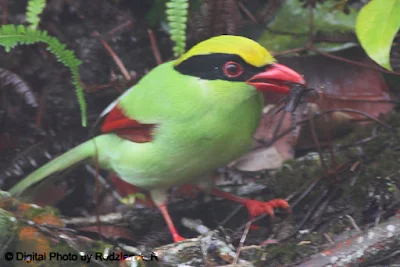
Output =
[{"x1": 101, "y1": 104, "x2": 156, "y2": 143}]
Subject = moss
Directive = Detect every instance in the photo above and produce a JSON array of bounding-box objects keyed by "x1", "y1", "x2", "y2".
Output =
[
  {"x1": 22, "y1": 205, "x2": 60, "y2": 221},
  {"x1": 262, "y1": 243, "x2": 298, "y2": 265},
  {"x1": 258, "y1": 241, "x2": 316, "y2": 266},
  {"x1": 274, "y1": 158, "x2": 324, "y2": 197},
  {"x1": 261, "y1": 112, "x2": 400, "y2": 265},
  {"x1": 337, "y1": 114, "x2": 400, "y2": 209},
  {"x1": 0, "y1": 208, "x2": 18, "y2": 249}
]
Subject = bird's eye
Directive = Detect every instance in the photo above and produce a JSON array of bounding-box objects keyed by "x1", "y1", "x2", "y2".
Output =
[{"x1": 223, "y1": 61, "x2": 243, "y2": 78}]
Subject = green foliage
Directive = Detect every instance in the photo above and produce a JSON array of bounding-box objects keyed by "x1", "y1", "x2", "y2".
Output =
[
  {"x1": 356, "y1": 0, "x2": 400, "y2": 70},
  {"x1": 166, "y1": 0, "x2": 189, "y2": 57},
  {"x1": 258, "y1": 0, "x2": 358, "y2": 52},
  {"x1": 0, "y1": 25, "x2": 87, "y2": 126},
  {"x1": 26, "y1": 0, "x2": 47, "y2": 30}
]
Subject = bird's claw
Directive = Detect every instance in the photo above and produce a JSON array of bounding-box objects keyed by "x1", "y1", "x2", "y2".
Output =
[{"x1": 243, "y1": 198, "x2": 291, "y2": 220}]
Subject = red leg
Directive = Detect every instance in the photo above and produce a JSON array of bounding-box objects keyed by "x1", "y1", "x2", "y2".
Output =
[
  {"x1": 157, "y1": 203, "x2": 185, "y2": 242},
  {"x1": 150, "y1": 189, "x2": 185, "y2": 242},
  {"x1": 211, "y1": 188, "x2": 291, "y2": 219}
]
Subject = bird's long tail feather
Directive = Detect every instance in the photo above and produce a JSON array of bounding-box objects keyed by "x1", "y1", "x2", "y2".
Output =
[{"x1": 9, "y1": 139, "x2": 97, "y2": 196}]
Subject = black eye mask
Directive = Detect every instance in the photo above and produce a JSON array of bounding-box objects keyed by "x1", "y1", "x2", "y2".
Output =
[{"x1": 175, "y1": 53, "x2": 268, "y2": 82}]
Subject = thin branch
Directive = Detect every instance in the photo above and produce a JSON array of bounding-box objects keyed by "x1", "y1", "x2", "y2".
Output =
[
  {"x1": 103, "y1": 20, "x2": 134, "y2": 40},
  {"x1": 92, "y1": 31, "x2": 131, "y2": 81},
  {"x1": 308, "y1": 110, "x2": 328, "y2": 171},
  {"x1": 308, "y1": 47, "x2": 400, "y2": 76},
  {"x1": 62, "y1": 213, "x2": 124, "y2": 226},
  {"x1": 272, "y1": 47, "x2": 306, "y2": 56},
  {"x1": 234, "y1": 222, "x2": 252, "y2": 264},
  {"x1": 147, "y1": 29, "x2": 163, "y2": 65},
  {"x1": 273, "y1": 46, "x2": 400, "y2": 76},
  {"x1": 296, "y1": 215, "x2": 400, "y2": 266},
  {"x1": 345, "y1": 214, "x2": 361, "y2": 232},
  {"x1": 257, "y1": 108, "x2": 392, "y2": 148},
  {"x1": 238, "y1": 1, "x2": 258, "y2": 24}
]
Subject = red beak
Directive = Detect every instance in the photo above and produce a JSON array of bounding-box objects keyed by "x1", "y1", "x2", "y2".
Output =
[{"x1": 246, "y1": 63, "x2": 306, "y2": 94}]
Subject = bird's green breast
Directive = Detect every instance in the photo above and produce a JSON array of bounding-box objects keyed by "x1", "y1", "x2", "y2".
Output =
[
  {"x1": 101, "y1": 94, "x2": 263, "y2": 189},
  {"x1": 99, "y1": 62, "x2": 264, "y2": 189},
  {"x1": 153, "y1": 93, "x2": 263, "y2": 180}
]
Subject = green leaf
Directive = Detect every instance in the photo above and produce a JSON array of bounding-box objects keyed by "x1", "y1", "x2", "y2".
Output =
[
  {"x1": 166, "y1": 0, "x2": 188, "y2": 57},
  {"x1": 356, "y1": 0, "x2": 400, "y2": 70},
  {"x1": 258, "y1": 0, "x2": 358, "y2": 53},
  {"x1": 26, "y1": 0, "x2": 46, "y2": 30},
  {"x1": 0, "y1": 25, "x2": 87, "y2": 126}
]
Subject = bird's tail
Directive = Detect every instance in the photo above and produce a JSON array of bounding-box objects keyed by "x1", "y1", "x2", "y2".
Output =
[{"x1": 9, "y1": 138, "x2": 98, "y2": 196}]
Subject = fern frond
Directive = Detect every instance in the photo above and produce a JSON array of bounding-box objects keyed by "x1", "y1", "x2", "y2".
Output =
[
  {"x1": 26, "y1": 0, "x2": 46, "y2": 30},
  {"x1": 166, "y1": 0, "x2": 189, "y2": 57},
  {"x1": 0, "y1": 25, "x2": 87, "y2": 126}
]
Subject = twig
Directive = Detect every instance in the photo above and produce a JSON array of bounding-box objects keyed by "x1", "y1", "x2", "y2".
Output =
[
  {"x1": 62, "y1": 212, "x2": 124, "y2": 226},
  {"x1": 290, "y1": 178, "x2": 321, "y2": 208},
  {"x1": 312, "y1": 32, "x2": 357, "y2": 43},
  {"x1": 181, "y1": 218, "x2": 210, "y2": 235},
  {"x1": 345, "y1": 214, "x2": 361, "y2": 232},
  {"x1": 308, "y1": 47, "x2": 400, "y2": 76},
  {"x1": 273, "y1": 47, "x2": 306, "y2": 57},
  {"x1": 295, "y1": 215, "x2": 400, "y2": 266},
  {"x1": 220, "y1": 205, "x2": 243, "y2": 226},
  {"x1": 104, "y1": 20, "x2": 134, "y2": 40},
  {"x1": 308, "y1": 109, "x2": 328, "y2": 171},
  {"x1": 147, "y1": 29, "x2": 163, "y2": 65},
  {"x1": 323, "y1": 233, "x2": 334, "y2": 244},
  {"x1": 273, "y1": 46, "x2": 400, "y2": 76},
  {"x1": 309, "y1": 187, "x2": 340, "y2": 231},
  {"x1": 272, "y1": 108, "x2": 287, "y2": 141},
  {"x1": 257, "y1": 108, "x2": 392, "y2": 148},
  {"x1": 84, "y1": 165, "x2": 123, "y2": 201},
  {"x1": 238, "y1": 1, "x2": 258, "y2": 24},
  {"x1": 234, "y1": 221, "x2": 252, "y2": 264},
  {"x1": 280, "y1": 189, "x2": 329, "y2": 242},
  {"x1": 92, "y1": 31, "x2": 131, "y2": 81},
  {"x1": 258, "y1": 0, "x2": 283, "y2": 24}
]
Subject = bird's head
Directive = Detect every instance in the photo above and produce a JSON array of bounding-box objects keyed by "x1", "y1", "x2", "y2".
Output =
[{"x1": 174, "y1": 35, "x2": 305, "y2": 95}]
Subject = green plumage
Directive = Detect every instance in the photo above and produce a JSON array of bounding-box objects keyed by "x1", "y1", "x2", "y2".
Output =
[
  {"x1": 9, "y1": 60, "x2": 263, "y2": 196},
  {"x1": 7, "y1": 35, "x2": 304, "y2": 242}
]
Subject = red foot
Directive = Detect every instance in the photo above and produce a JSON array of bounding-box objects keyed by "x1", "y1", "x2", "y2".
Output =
[
  {"x1": 243, "y1": 199, "x2": 291, "y2": 219},
  {"x1": 210, "y1": 188, "x2": 291, "y2": 223},
  {"x1": 172, "y1": 234, "x2": 186, "y2": 242}
]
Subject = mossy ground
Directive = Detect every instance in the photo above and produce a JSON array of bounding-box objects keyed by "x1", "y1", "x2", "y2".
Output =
[{"x1": 256, "y1": 111, "x2": 400, "y2": 266}]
